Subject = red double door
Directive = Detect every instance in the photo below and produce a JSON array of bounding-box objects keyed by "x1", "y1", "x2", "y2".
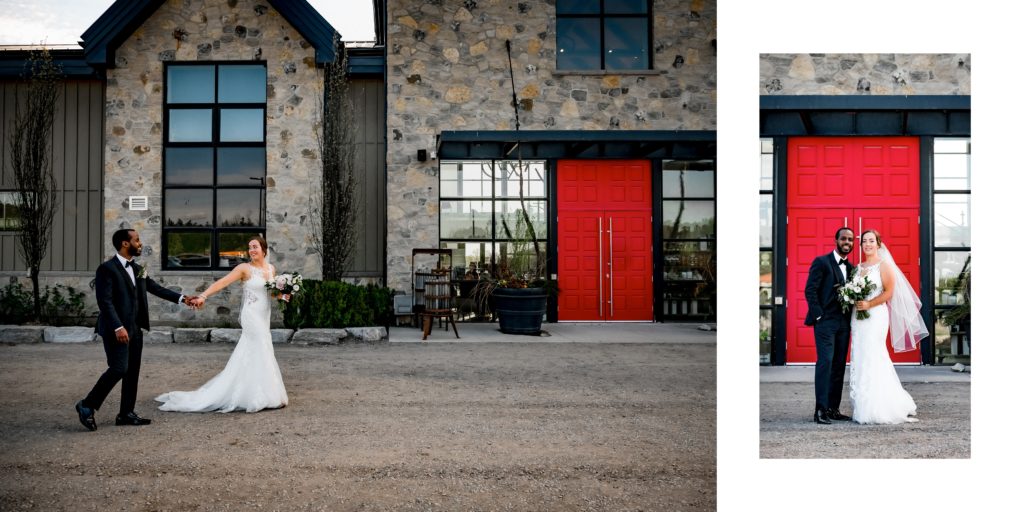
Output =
[
  {"x1": 786, "y1": 138, "x2": 922, "y2": 364},
  {"x1": 557, "y1": 160, "x2": 653, "y2": 321}
]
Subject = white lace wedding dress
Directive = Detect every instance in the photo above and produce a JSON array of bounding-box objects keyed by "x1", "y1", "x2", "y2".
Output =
[
  {"x1": 156, "y1": 265, "x2": 288, "y2": 413},
  {"x1": 849, "y1": 262, "x2": 917, "y2": 424}
]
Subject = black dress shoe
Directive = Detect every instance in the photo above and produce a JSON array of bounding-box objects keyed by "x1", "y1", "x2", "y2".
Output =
[
  {"x1": 827, "y1": 409, "x2": 852, "y2": 421},
  {"x1": 115, "y1": 412, "x2": 152, "y2": 426},
  {"x1": 76, "y1": 400, "x2": 97, "y2": 431},
  {"x1": 813, "y1": 408, "x2": 832, "y2": 425}
]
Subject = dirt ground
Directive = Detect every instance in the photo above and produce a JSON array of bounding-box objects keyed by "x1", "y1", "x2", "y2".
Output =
[
  {"x1": 760, "y1": 382, "x2": 970, "y2": 458},
  {"x1": 0, "y1": 341, "x2": 716, "y2": 511}
]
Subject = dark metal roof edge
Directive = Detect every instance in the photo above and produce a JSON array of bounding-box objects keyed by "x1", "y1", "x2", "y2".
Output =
[
  {"x1": 439, "y1": 130, "x2": 717, "y2": 143},
  {"x1": 373, "y1": 0, "x2": 386, "y2": 45},
  {"x1": 81, "y1": 0, "x2": 341, "y2": 68},
  {"x1": 760, "y1": 95, "x2": 970, "y2": 111},
  {"x1": 0, "y1": 48, "x2": 102, "y2": 79}
]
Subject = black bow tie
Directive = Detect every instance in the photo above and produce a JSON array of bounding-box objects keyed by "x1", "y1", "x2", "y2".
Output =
[
  {"x1": 837, "y1": 259, "x2": 847, "y2": 266},
  {"x1": 125, "y1": 260, "x2": 133, "y2": 268}
]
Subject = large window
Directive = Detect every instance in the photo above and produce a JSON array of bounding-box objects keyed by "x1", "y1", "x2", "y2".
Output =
[
  {"x1": 556, "y1": 0, "x2": 652, "y2": 71},
  {"x1": 163, "y1": 63, "x2": 267, "y2": 270},
  {"x1": 439, "y1": 160, "x2": 549, "y2": 281},
  {"x1": 759, "y1": 139, "x2": 774, "y2": 363},
  {"x1": 662, "y1": 158, "x2": 715, "y2": 321},
  {"x1": 932, "y1": 138, "x2": 971, "y2": 364},
  {"x1": 0, "y1": 192, "x2": 23, "y2": 230}
]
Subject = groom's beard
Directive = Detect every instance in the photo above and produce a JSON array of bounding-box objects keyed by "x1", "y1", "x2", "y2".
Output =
[{"x1": 129, "y1": 246, "x2": 142, "y2": 258}]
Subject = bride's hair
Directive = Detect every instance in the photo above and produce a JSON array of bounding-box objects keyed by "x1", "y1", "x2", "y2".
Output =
[
  {"x1": 248, "y1": 235, "x2": 268, "y2": 256},
  {"x1": 861, "y1": 229, "x2": 882, "y2": 247}
]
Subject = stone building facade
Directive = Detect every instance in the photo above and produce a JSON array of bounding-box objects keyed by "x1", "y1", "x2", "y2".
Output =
[
  {"x1": 384, "y1": 0, "x2": 718, "y2": 311},
  {"x1": 760, "y1": 53, "x2": 970, "y2": 96},
  {"x1": 101, "y1": 0, "x2": 322, "y2": 323},
  {"x1": 759, "y1": 53, "x2": 971, "y2": 365}
]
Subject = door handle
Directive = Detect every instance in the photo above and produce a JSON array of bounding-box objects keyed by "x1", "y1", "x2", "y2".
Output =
[
  {"x1": 608, "y1": 216, "x2": 614, "y2": 318},
  {"x1": 598, "y1": 217, "x2": 603, "y2": 317},
  {"x1": 858, "y1": 216, "x2": 862, "y2": 265}
]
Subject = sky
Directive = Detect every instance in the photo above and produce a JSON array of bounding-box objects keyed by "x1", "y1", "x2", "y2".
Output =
[{"x1": 0, "y1": 0, "x2": 376, "y2": 45}]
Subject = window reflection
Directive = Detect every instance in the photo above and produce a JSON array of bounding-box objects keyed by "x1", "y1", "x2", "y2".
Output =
[
  {"x1": 604, "y1": 18, "x2": 648, "y2": 70},
  {"x1": 496, "y1": 200, "x2": 547, "y2": 239},
  {"x1": 556, "y1": 18, "x2": 601, "y2": 69},
  {"x1": 217, "y1": 232, "x2": 260, "y2": 268},
  {"x1": 759, "y1": 309, "x2": 772, "y2": 364},
  {"x1": 168, "y1": 109, "x2": 212, "y2": 142},
  {"x1": 167, "y1": 66, "x2": 214, "y2": 103},
  {"x1": 218, "y1": 65, "x2": 267, "y2": 103},
  {"x1": 165, "y1": 189, "x2": 213, "y2": 227},
  {"x1": 441, "y1": 200, "x2": 493, "y2": 239},
  {"x1": 663, "y1": 160, "x2": 714, "y2": 198},
  {"x1": 496, "y1": 161, "x2": 546, "y2": 198},
  {"x1": 934, "y1": 252, "x2": 970, "y2": 305},
  {"x1": 663, "y1": 200, "x2": 714, "y2": 239},
  {"x1": 934, "y1": 153, "x2": 970, "y2": 190},
  {"x1": 220, "y1": 109, "x2": 264, "y2": 142},
  {"x1": 166, "y1": 232, "x2": 211, "y2": 268},
  {"x1": 759, "y1": 196, "x2": 772, "y2": 247},
  {"x1": 759, "y1": 251, "x2": 772, "y2": 305},
  {"x1": 217, "y1": 189, "x2": 264, "y2": 227},
  {"x1": 165, "y1": 148, "x2": 213, "y2": 186},
  {"x1": 934, "y1": 194, "x2": 970, "y2": 247},
  {"x1": 217, "y1": 148, "x2": 266, "y2": 185},
  {"x1": 556, "y1": 0, "x2": 599, "y2": 14}
]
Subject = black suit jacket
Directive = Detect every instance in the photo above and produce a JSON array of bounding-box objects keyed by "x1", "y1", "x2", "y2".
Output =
[
  {"x1": 803, "y1": 252, "x2": 854, "y2": 327},
  {"x1": 95, "y1": 257, "x2": 182, "y2": 337}
]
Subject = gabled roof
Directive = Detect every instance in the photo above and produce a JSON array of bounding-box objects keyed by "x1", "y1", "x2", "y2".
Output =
[{"x1": 80, "y1": 0, "x2": 340, "y2": 68}]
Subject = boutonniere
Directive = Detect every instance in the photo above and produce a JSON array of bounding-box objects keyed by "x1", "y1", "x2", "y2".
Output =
[{"x1": 136, "y1": 263, "x2": 148, "y2": 280}]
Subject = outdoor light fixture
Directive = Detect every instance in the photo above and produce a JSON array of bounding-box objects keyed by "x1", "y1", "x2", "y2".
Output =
[{"x1": 417, "y1": 149, "x2": 427, "y2": 162}]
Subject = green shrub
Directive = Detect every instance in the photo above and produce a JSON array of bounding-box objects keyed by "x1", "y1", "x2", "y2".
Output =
[
  {"x1": 0, "y1": 281, "x2": 87, "y2": 325},
  {"x1": 283, "y1": 280, "x2": 393, "y2": 329}
]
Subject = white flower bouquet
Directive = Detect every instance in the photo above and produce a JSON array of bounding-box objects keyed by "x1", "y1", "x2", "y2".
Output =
[
  {"x1": 838, "y1": 274, "x2": 877, "y2": 320},
  {"x1": 266, "y1": 272, "x2": 303, "y2": 304}
]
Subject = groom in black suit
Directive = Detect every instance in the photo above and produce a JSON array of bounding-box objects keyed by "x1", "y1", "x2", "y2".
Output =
[
  {"x1": 75, "y1": 229, "x2": 194, "y2": 431},
  {"x1": 804, "y1": 227, "x2": 856, "y2": 425}
]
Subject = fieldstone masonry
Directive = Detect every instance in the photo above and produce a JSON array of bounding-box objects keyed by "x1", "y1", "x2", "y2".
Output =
[
  {"x1": 103, "y1": 0, "x2": 323, "y2": 323},
  {"x1": 385, "y1": 0, "x2": 717, "y2": 292},
  {"x1": 760, "y1": 54, "x2": 970, "y2": 95}
]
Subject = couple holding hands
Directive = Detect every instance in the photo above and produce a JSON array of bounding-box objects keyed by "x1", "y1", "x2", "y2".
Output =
[{"x1": 75, "y1": 229, "x2": 288, "y2": 431}]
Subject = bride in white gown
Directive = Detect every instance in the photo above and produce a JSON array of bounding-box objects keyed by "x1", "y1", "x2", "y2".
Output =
[
  {"x1": 155, "y1": 236, "x2": 288, "y2": 413},
  {"x1": 848, "y1": 230, "x2": 928, "y2": 424}
]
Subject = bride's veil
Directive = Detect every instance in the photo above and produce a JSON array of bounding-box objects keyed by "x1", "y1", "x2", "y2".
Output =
[{"x1": 879, "y1": 244, "x2": 930, "y2": 352}]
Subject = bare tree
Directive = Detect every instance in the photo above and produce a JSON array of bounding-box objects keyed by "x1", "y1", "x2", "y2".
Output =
[
  {"x1": 310, "y1": 35, "x2": 359, "y2": 280},
  {"x1": 6, "y1": 47, "x2": 61, "y2": 321}
]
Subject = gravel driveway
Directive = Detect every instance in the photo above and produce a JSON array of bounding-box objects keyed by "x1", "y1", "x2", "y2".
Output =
[{"x1": 0, "y1": 340, "x2": 715, "y2": 510}]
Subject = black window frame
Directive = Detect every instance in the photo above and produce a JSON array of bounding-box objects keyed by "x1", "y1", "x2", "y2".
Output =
[
  {"x1": 162, "y1": 61, "x2": 268, "y2": 271},
  {"x1": 931, "y1": 137, "x2": 971, "y2": 365},
  {"x1": 555, "y1": 0, "x2": 654, "y2": 71},
  {"x1": 438, "y1": 159, "x2": 550, "y2": 277},
  {"x1": 661, "y1": 157, "x2": 716, "y2": 322}
]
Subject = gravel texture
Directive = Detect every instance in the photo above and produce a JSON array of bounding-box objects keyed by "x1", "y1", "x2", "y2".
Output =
[
  {"x1": 760, "y1": 382, "x2": 970, "y2": 458},
  {"x1": 0, "y1": 341, "x2": 716, "y2": 510}
]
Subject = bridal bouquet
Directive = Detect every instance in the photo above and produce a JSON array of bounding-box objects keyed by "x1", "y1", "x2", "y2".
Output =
[
  {"x1": 838, "y1": 275, "x2": 876, "y2": 320},
  {"x1": 266, "y1": 273, "x2": 303, "y2": 304}
]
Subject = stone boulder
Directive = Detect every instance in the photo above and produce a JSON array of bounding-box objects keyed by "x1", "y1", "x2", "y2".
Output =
[
  {"x1": 270, "y1": 329, "x2": 294, "y2": 344},
  {"x1": 174, "y1": 328, "x2": 211, "y2": 343},
  {"x1": 346, "y1": 326, "x2": 387, "y2": 342},
  {"x1": 144, "y1": 329, "x2": 175, "y2": 343},
  {"x1": 0, "y1": 325, "x2": 45, "y2": 344},
  {"x1": 210, "y1": 329, "x2": 242, "y2": 343},
  {"x1": 291, "y1": 328, "x2": 348, "y2": 345},
  {"x1": 43, "y1": 327, "x2": 96, "y2": 343}
]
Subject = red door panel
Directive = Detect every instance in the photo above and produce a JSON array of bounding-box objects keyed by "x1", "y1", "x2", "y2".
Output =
[
  {"x1": 557, "y1": 160, "x2": 652, "y2": 321},
  {"x1": 786, "y1": 137, "x2": 923, "y2": 364},
  {"x1": 854, "y1": 208, "x2": 921, "y2": 363},
  {"x1": 787, "y1": 208, "x2": 853, "y2": 364}
]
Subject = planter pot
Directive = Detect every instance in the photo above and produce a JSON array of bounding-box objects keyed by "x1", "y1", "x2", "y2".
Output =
[{"x1": 491, "y1": 287, "x2": 546, "y2": 335}]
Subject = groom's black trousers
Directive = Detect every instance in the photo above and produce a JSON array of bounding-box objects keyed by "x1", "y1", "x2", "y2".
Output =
[
  {"x1": 813, "y1": 318, "x2": 850, "y2": 411},
  {"x1": 83, "y1": 329, "x2": 144, "y2": 415}
]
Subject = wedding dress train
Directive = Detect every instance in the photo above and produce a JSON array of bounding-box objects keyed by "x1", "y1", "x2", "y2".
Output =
[
  {"x1": 156, "y1": 265, "x2": 288, "y2": 413},
  {"x1": 849, "y1": 262, "x2": 917, "y2": 424}
]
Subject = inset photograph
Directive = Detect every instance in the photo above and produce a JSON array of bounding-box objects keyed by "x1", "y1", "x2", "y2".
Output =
[{"x1": 758, "y1": 54, "x2": 971, "y2": 458}]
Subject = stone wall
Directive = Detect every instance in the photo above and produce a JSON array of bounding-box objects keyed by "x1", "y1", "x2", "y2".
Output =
[
  {"x1": 385, "y1": 0, "x2": 717, "y2": 292},
  {"x1": 760, "y1": 54, "x2": 970, "y2": 95},
  {"x1": 102, "y1": 0, "x2": 322, "y2": 323}
]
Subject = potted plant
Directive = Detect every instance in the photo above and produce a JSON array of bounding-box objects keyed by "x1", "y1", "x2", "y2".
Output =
[{"x1": 471, "y1": 183, "x2": 555, "y2": 335}]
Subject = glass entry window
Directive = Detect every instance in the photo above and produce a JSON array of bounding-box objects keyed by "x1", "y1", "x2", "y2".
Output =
[
  {"x1": 439, "y1": 160, "x2": 548, "y2": 279},
  {"x1": 163, "y1": 63, "x2": 267, "y2": 270},
  {"x1": 932, "y1": 138, "x2": 971, "y2": 364},
  {"x1": 662, "y1": 158, "x2": 715, "y2": 321}
]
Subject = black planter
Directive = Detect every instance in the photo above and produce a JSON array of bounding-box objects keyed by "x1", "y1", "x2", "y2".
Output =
[{"x1": 491, "y1": 287, "x2": 546, "y2": 335}]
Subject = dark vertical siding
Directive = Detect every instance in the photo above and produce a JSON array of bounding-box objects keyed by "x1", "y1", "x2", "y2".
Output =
[
  {"x1": 344, "y1": 78, "x2": 385, "y2": 276},
  {"x1": 0, "y1": 79, "x2": 104, "y2": 272}
]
